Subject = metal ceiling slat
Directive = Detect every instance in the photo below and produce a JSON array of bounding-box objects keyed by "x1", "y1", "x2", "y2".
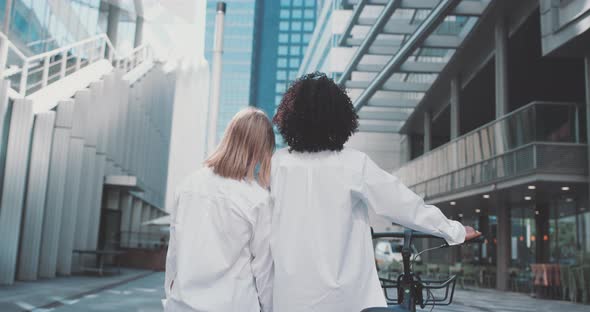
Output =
[
  {"x1": 347, "y1": 80, "x2": 431, "y2": 92},
  {"x1": 352, "y1": 0, "x2": 462, "y2": 111},
  {"x1": 345, "y1": 0, "x2": 486, "y2": 15},
  {"x1": 357, "y1": 106, "x2": 412, "y2": 121},
  {"x1": 367, "y1": 97, "x2": 420, "y2": 108},
  {"x1": 337, "y1": 0, "x2": 401, "y2": 86},
  {"x1": 345, "y1": 34, "x2": 461, "y2": 48},
  {"x1": 357, "y1": 119, "x2": 403, "y2": 133},
  {"x1": 338, "y1": 0, "x2": 369, "y2": 46},
  {"x1": 357, "y1": 60, "x2": 444, "y2": 73}
]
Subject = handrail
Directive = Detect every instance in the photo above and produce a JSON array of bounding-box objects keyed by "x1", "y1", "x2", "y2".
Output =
[
  {"x1": 0, "y1": 32, "x2": 27, "y2": 61},
  {"x1": 0, "y1": 31, "x2": 151, "y2": 97},
  {"x1": 399, "y1": 101, "x2": 580, "y2": 168}
]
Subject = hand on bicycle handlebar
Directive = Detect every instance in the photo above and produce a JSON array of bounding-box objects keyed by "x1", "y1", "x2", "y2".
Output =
[{"x1": 464, "y1": 226, "x2": 481, "y2": 241}]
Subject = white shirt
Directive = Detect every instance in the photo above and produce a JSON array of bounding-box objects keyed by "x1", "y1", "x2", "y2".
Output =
[
  {"x1": 164, "y1": 167, "x2": 273, "y2": 312},
  {"x1": 270, "y1": 148, "x2": 465, "y2": 312}
]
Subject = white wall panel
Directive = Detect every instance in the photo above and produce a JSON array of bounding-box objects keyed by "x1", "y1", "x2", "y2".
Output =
[
  {"x1": 39, "y1": 100, "x2": 74, "y2": 278},
  {"x1": 17, "y1": 111, "x2": 56, "y2": 281},
  {"x1": 0, "y1": 99, "x2": 34, "y2": 285}
]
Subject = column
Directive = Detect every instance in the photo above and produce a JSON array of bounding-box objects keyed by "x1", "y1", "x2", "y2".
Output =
[
  {"x1": 141, "y1": 203, "x2": 151, "y2": 248},
  {"x1": 106, "y1": 4, "x2": 120, "y2": 48},
  {"x1": 495, "y1": 11, "x2": 509, "y2": 118},
  {"x1": 134, "y1": 16, "x2": 144, "y2": 47},
  {"x1": 0, "y1": 99, "x2": 34, "y2": 285},
  {"x1": 450, "y1": 76, "x2": 461, "y2": 139},
  {"x1": 119, "y1": 192, "x2": 133, "y2": 248},
  {"x1": 585, "y1": 55, "x2": 590, "y2": 213},
  {"x1": 423, "y1": 111, "x2": 432, "y2": 153},
  {"x1": 17, "y1": 112, "x2": 56, "y2": 281},
  {"x1": 495, "y1": 195, "x2": 510, "y2": 291},
  {"x1": 39, "y1": 100, "x2": 74, "y2": 278},
  {"x1": 130, "y1": 197, "x2": 143, "y2": 247},
  {"x1": 57, "y1": 91, "x2": 88, "y2": 276}
]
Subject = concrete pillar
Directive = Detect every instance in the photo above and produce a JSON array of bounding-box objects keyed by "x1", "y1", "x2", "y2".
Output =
[
  {"x1": 56, "y1": 106, "x2": 86, "y2": 276},
  {"x1": 39, "y1": 101, "x2": 74, "y2": 278},
  {"x1": 495, "y1": 12, "x2": 509, "y2": 118},
  {"x1": 585, "y1": 55, "x2": 590, "y2": 214},
  {"x1": 106, "y1": 4, "x2": 120, "y2": 48},
  {"x1": 134, "y1": 16, "x2": 144, "y2": 47},
  {"x1": 0, "y1": 80, "x2": 10, "y2": 180},
  {"x1": 423, "y1": 111, "x2": 432, "y2": 153},
  {"x1": 0, "y1": 99, "x2": 34, "y2": 285},
  {"x1": 130, "y1": 197, "x2": 143, "y2": 247},
  {"x1": 17, "y1": 112, "x2": 56, "y2": 281},
  {"x1": 450, "y1": 76, "x2": 461, "y2": 139},
  {"x1": 86, "y1": 82, "x2": 107, "y2": 252},
  {"x1": 119, "y1": 192, "x2": 133, "y2": 248},
  {"x1": 141, "y1": 203, "x2": 151, "y2": 247},
  {"x1": 495, "y1": 195, "x2": 510, "y2": 291}
]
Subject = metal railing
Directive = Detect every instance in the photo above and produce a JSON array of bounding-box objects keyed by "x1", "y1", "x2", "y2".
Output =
[
  {"x1": 0, "y1": 32, "x2": 152, "y2": 97},
  {"x1": 395, "y1": 101, "x2": 585, "y2": 198}
]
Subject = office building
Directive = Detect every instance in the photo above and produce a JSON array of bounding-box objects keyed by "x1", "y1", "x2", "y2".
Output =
[{"x1": 300, "y1": 0, "x2": 590, "y2": 293}]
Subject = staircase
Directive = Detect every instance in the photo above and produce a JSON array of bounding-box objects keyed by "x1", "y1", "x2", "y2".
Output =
[{"x1": 0, "y1": 32, "x2": 174, "y2": 285}]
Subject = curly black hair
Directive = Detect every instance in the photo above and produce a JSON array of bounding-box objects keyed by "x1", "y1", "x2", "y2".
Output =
[{"x1": 273, "y1": 72, "x2": 359, "y2": 152}]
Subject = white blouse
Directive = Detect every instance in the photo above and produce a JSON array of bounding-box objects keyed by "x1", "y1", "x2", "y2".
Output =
[
  {"x1": 270, "y1": 148, "x2": 465, "y2": 312},
  {"x1": 164, "y1": 167, "x2": 273, "y2": 312}
]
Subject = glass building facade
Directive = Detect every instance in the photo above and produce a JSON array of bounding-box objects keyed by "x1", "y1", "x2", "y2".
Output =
[
  {"x1": 206, "y1": 0, "x2": 318, "y2": 144},
  {"x1": 251, "y1": 0, "x2": 318, "y2": 146},
  {"x1": 0, "y1": 0, "x2": 137, "y2": 55},
  {"x1": 205, "y1": 0, "x2": 258, "y2": 143}
]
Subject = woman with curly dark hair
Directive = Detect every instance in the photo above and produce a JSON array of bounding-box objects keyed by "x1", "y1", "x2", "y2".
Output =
[{"x1": 270, "y1": 72, "x2": 479, "y2": 311}]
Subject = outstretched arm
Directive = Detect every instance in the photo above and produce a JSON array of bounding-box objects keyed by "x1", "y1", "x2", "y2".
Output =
[{"x1": 359, "y1": 155, "x2": 466, "y2": 245}]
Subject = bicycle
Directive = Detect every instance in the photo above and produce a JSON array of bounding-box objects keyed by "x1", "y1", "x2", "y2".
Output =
[{"x1": 363, "y1": 230, "x2": 482, "y2": 312}]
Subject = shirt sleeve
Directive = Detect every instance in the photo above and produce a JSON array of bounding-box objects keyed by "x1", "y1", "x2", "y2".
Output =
[
  {"x1": 359, "y1": 155, "x2": 466, "y2": 245},
  {"x1": 164, "y1": 191, "x2": 179, "y2": 298},
  {"x1": 250, "y1": 196, "x2": 274, "y2": 312}
]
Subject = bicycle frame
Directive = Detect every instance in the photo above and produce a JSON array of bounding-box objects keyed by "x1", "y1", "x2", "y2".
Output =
[{"x1": 370, "y1": 230, "x2": 459, "y2": 312}]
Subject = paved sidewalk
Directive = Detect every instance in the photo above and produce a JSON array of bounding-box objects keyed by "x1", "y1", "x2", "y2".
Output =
[
  {"x1": 416, "y1": 287, "x2": 590, "y2": 312},
  {"x1": 0, "y1": 269, "x2": 155, "y2": 312}
]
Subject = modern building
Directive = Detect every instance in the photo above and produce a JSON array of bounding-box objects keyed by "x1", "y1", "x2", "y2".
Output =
[
  {"x1": 204, "y1": 0, "x2": 258, "y2": 143},
  {"x1": 251, "y1": 0, "x2": 318, "y2": 127},
  {"x1": 205, "y1": 0, "x2": 318, "y2": 145},
  {"x1": 300, "y1": 0, "x2": 590, "y2": 294},
  {"x1": 0, "y1": 1, "x2": 173, "y2": 285}
]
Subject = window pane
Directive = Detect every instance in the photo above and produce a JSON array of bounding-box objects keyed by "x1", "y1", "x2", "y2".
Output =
[
  {"x1": 291, "y1": 22, "x2": 301, "y2": 31},
  {"x1": 304, "y1": 9, "x2": 314, "y2": 18},
  {"x1": 290, "y1": 57, "x2": 300, "y2": 67},
  {"x1": 280, "y1": 21, "x2": 289, "y2": 31},
  {"x1": 304, "y1": 21, "x2": 314, "y2": 31},
  {"x1": 280, "y1": 9, "x2": 290, "y2": 18},
  {"x1": 277, "y1": 58, "x2": 287, "y2": 67},
  {"x1": 278, "y1": 46, "x2": 288, "y2": 55},
  {"x1": 292, "y1": 10, "x2": 302, "y2": 18},
  {"x1": 279, "y1": 33, "x2": 288, "y2": 43},
  {"x1": 290, "y1": 46, "x2": 300, "y2": 55},
  {"x1": 291, "y1": 34, "x2": 301, "y2": 43}
]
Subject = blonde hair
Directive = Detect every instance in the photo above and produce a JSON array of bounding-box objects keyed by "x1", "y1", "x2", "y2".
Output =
[{"x1": 205, "y1": 108, "x2": 275, "y2": 187}]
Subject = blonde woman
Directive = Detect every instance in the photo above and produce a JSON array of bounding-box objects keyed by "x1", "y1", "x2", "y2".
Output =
[{"x1": 164, "y1": 108, "x2": 275, "y2": 312}]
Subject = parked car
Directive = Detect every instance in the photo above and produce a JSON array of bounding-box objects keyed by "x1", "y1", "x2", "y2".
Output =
[{"x1": 374, "y1": 239, "x2": 421, "y2": 272}]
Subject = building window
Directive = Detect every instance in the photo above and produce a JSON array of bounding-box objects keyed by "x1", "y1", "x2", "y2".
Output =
[
  {"x1": 290, "y1": 57, "x2": 300, "y2": 68},
  {"x1": 281, "y1": 0, "x2": 291, "y2": 6},
  {"x1": 304, "y1": 9, "x2": 315, "y2": 18},
  {"x1": 291, "y1": 22, "x2": 302, "y2": 31},
  {"x1": 291, "y1": 33, "x2": 301, "y2": 43},
  {"x1": 289, "y1": 71, "x2": 298, "y2": 80},
  {"x1": 280, "y1": 9, "x2": 290, "y2": 18},
  {"x1": 304, "y1": 21, "x2": 314, "y2": 31},
  {"x1": 280, "y1": 21, "x2": 289, "y2": 31},
  {"x1": 278, "y1": 45, "x2": 288, "y2": 55},
  {"x1": 290, "y1": 46, "x2": 300, "y2": 55},
  {"x1": 292, "y1": 10, "x2": 302, "y2": 19},
  {"x1": 277, "y1": 84, "x2": 287, "y2": 93},
  {"x1": 303, "y1": 33, "x2": 312, "y2": 42},
  {"x1": 277, "y1": 71, "x2": 287, "y2": 80},
  {"x1": 277, "y1": 58, "x2": 287, "y2": 67},
  {"x1": 279, "y1": 33, "x2": 288, "y2": 43},
  {"x1": 293, "y1": 0, "x2": 303, "y2": 6}
]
